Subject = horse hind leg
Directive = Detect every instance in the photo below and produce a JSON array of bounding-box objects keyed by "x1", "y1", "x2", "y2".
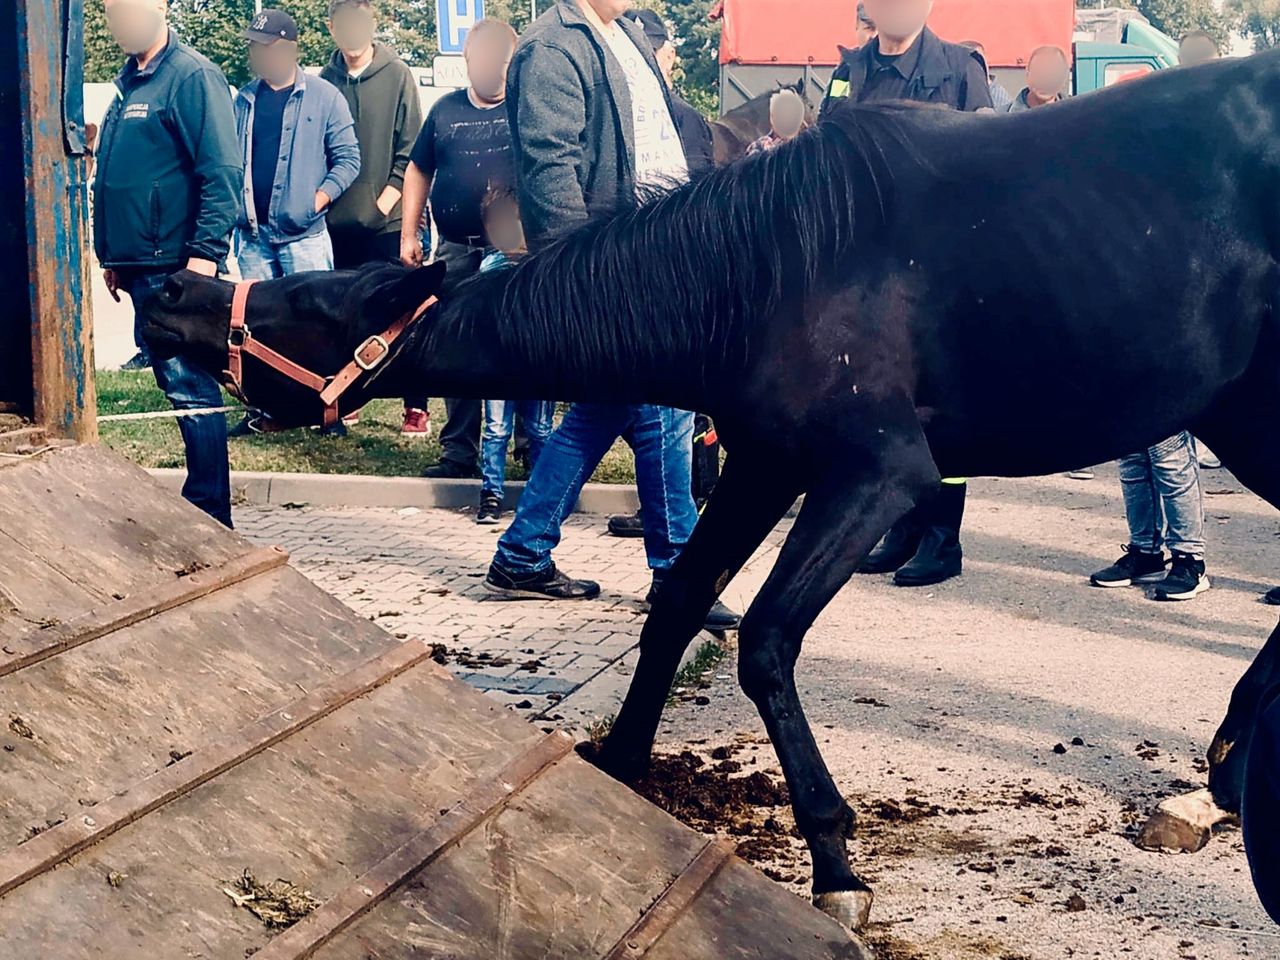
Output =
[{"x1": 1136, "y1": 390, "x2": 1280, "y2": 852}]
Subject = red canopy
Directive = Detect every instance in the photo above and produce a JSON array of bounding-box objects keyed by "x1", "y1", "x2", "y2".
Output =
[{"x1": 713, "y1": 0, "x2": 1075, "y2": 69}]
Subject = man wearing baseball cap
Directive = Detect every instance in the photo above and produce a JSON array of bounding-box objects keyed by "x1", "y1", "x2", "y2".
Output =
[{"x1": 234, "y1": 10, "x2": 360, "y2": 281}]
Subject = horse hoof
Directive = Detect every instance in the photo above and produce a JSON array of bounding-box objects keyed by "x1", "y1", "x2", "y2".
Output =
[
  {"x1": 813, "y1": 888, "x2": 874, "y2": 931},
  {"x1": 1135, "y1": 810, "x2": 1210, "y2": 853},
  {"x1": 1134, "y1": 788, "x2": 1235, "y2": 853}
]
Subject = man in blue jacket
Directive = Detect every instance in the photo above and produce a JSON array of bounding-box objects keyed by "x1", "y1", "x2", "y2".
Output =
[
  {"x1": 234, "y1": 9, "x2": 360, "y2": 278},
  {"x1": 95, "y1": 0, "x2": 241, "y2": 527}
]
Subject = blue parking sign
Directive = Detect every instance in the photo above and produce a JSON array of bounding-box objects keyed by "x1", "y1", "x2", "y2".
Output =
[{"x1": 437, "y1": 0, "x2": 485, "y2": 55}]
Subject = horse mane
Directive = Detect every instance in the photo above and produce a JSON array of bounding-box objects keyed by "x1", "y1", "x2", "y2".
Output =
[{"x1": 440, "y1": 104, "x2": 925, "y2": 389}]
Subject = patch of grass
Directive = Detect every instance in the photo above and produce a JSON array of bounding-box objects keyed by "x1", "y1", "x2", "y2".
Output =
[
  {"x1": 95, "y1": 369, "x2": 639, "y2": 482},
  {"x1": 584, "y1": 714, "x2": 616, "y2": 745},
  {"x1": 668, "y1": 639, "x2": 727, "y2": 705}
]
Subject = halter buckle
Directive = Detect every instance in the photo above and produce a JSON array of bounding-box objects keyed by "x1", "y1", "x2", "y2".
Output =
[
  {"x1": 354, "y1": 335, "x2": 389, "y2": 371},
  {"x1": 228, "y1": 326, "x2": 249, "y2": 348}
]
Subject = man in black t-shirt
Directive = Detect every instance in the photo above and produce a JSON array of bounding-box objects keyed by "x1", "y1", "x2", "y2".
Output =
[{"x1": 400, "y1": 17, "x2": 518, "y2": 478}]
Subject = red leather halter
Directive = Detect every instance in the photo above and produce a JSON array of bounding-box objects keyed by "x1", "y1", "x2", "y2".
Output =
[{"x1": 223, "y1": 279, "x2": 436, "y2": 429}]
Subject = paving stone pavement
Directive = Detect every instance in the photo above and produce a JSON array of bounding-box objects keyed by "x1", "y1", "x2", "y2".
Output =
[{"x1": 236, "y1": 503, "x2": 786, "y2": 730}]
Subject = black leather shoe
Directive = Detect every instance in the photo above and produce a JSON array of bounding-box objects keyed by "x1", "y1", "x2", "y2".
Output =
[
  {"x1": 422, "y1": 459, "x2": 480, "y2": 479},
  {"x1": 608, "y1": 510, "x2": 645, "y2": 538},
  {"x1": 484, "y1": 562, "x2": 600, "y2": 600},
  {"x1": 858, "y1": 509, "x2": 925, "y2": 574},
  {"x1": 1264, "y1": 586, "x2": 1280, "y2": 606}
]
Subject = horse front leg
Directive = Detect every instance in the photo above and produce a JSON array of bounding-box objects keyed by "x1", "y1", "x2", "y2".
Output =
[
  {"x1": 593, "y1": 454, "x2": 801, "y2": 780},
  {"x1": 735, "y1": 447, "x2": 939, "y2": 930}
]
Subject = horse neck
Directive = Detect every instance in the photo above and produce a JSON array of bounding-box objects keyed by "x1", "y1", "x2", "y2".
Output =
[{"x1": 378, "y1": 289, "x2": 719, "y2": 412}]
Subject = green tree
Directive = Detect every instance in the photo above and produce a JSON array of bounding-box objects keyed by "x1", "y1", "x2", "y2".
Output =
[
  {"x1": 1227, "y1": 0, "x2": 1280, "y2": 50},
  {"x1": 1109, "y1": 0, "x2": 1233, "y2": 50},
  {"x1": 661, "y1": 0, "x2": 721, "y2": 116}
]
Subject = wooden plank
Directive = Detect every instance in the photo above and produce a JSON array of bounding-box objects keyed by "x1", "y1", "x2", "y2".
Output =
[
  {"x1": 253, "y1": 730, "x2": 577, "y2": 960},
  {"x1": 0, "y1": 545, "x2": 289, "y2": 677},
  {"x1": 0, "y1": 446, "x2": 248, "y2": 637},
  {"x1": 644, "y1": 857, "x2": 867, "y2": 960},
  {"x1": 0, "y1": 658, "x2": 544, "y2": 958},
  {"x1": 0, "y1": 640, "x2": 436, "y2": 897},
  {"x1": 309, "y1": 754, "x2": 710, "y2": 960},
  {"x1": 0, "y1": 565, "x2": 404, "y2": 842},
  {"x1": 603, "y1": 839, "x2": 736, "y2": 960}
]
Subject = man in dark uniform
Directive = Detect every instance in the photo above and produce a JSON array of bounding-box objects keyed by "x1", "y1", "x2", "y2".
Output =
[
  {"x1": 822, "y1": 0, "x2": 992, "y2": 588},
  {"x1": 821, "y1": 0, "x2": 991, "y2": 114}
]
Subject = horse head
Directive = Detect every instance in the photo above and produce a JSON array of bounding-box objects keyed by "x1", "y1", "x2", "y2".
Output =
[{"x1": 140, "y1": 262, "x2": 446, "y2": 428}]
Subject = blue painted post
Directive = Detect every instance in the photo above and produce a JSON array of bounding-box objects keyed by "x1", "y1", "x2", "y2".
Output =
[{"x1": 3, "y1": 0, "x2": 96, "y2": 441}]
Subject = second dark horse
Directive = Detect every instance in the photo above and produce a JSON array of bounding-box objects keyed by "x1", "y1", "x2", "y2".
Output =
[{"x1": 142, "y1": 51, "x2": 1280, "y2": 929}]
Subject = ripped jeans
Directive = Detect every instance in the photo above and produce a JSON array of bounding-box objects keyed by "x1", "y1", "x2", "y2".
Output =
[{"x1": 1118, "y1": 431, "x2": 1205, "y2": 558}]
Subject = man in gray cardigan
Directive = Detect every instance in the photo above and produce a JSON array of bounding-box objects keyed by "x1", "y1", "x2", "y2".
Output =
[{"x1": 484, "y1": 0, "x2": 739, "y2": 630}]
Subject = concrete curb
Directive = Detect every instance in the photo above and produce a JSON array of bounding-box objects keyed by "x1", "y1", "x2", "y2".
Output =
[{"x1": 146, "y1": 468, "x2": 641, "y2": 514}]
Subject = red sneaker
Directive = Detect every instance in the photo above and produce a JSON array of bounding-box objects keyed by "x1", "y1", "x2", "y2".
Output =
[
  {"x1": 342, "y1": 411, "x2": 360, "y2": 426},
  {"x1": 401, "y1": 407, "x2": 431, "y2": 438}
]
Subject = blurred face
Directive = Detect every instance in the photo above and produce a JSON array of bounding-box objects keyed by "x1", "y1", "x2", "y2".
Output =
[
  {"x1": 1026, "y1": 50, "x2": 1068, "y2": 99},
  {"x1": 1179, "y1": 35, "x2": 1218, "y2": 67},
  {"x1": 465, "y1": 31, "x2": 515, "y2": 102},
  {"x1": 249, "y1": 39, "x2": 298, "y2": 87},
  {"x1": 862, "y1": 0, "x2": 931, "y2": 42},
  {"x1": 104, "y1": 0, "x2": 166, "y2": 56},
  {"x1": 484, "y1": 200, "x2": 525, "y2": 255},
  {"x1": 655, "y1": 40, "x2": 677, "y2": 83},
  {"x1": 329, "y1": 3, "x2": 375, "y2": 55},
  {"x1": 770, "y1": 95, "x2": 806, "y2": 140},
  {"x1": 584, "y1": 0, "x2": 634, "y2": 23}
]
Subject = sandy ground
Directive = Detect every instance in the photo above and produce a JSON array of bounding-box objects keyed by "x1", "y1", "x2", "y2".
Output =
[{"x1": 654, "y1": 464, "x2": 1279, "y2": 960}]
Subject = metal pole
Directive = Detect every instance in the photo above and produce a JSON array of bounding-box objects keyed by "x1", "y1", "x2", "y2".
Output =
[{"x1": 531, "y1": 1, "x2": 536, "y2": 21}]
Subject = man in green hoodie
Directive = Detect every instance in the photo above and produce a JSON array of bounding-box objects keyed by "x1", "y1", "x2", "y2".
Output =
[{"x1": 320, "y1": 0, "x2": 422, "y2": 270}]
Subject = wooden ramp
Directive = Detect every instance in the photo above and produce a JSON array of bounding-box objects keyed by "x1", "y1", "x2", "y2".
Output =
[{"x1": 0, "y1": 445, "x2": 864, "y2": 960}]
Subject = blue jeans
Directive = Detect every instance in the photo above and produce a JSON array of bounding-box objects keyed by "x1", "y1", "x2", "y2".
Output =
[
  {"x1": 481, "y1": 399, "x2": 554, "y2": 500},
  {"x1": 235, "y1": 228, "x2": 334, "y2": 278},
  {"x1": 1119, "y1": 431, "x2": 1205, "y2": 557},
  {"x1": 123, "y1": 270, "x2": 232, "y2": 528},
  {"x1": 494, "y1": 404, "x2": 697, "y2": 574}
]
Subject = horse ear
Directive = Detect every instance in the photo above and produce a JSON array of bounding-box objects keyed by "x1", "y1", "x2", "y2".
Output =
[{"x1": 371, "y1": 262, "x2": 447, "y2": 319}]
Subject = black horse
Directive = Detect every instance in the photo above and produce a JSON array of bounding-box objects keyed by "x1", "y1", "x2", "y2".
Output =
[{"x1": 143, "y1": 50, "x2": 1280, "y2": 929}]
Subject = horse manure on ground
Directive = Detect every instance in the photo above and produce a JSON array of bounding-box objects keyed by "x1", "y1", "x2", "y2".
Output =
[
  {"x1": 222, "y1": 869, "x2": 319, "y2": 929},
  {"x1": 8, "y1": 714, "x2": 34, "y2": 739}
]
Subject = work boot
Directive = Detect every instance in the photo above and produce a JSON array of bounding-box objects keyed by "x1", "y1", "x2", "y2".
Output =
[
  {"x1": 857, "y1": 505, "x2": 925, "y2": 574},
  {"x1": 893, "y1": 483, "x2": 965, "y2": 587}
]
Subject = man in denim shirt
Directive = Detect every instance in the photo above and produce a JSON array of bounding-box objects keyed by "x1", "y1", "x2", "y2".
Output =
[{"x1": 234, "y1": 10, "x2": 360, "y2": 277}]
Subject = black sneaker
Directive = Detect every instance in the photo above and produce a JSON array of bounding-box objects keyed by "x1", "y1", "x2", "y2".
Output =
[
  {"x1": 1090, "y1": 546, "x2": 1168, "y2": 588},
  {"x1": 1265, "y1": 586, "x2": 1280, "y2": 606},
  {"x1": 608, "y1": 511, "x2": 645, "y2": 538},
  {"x1": 1154, "y1": 553, "x2": 1210, "y2": 601},
  {"x1": 120, "y1": 351, "x2": 151, "y2": 371},
  {"x1": 484, "y1": 562, "x2": 600, "y2": 600},
  {"x1": 646, "y1": 575, "x2": 743, "y2": 631},
  {"x1": 476, "y1": 494, "x2": 502, "y2": 525},
  {"x1": 422, "y1": 459, "x2": 480, "y2": 479}
]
